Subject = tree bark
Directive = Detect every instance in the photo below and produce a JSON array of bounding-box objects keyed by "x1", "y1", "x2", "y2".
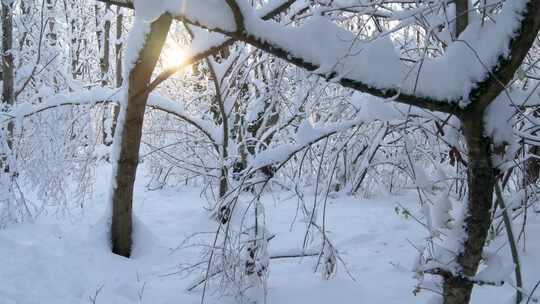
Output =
[
  {"x1": 115, "y1": 7, "x2": 123, "y2": 89},
  {"x1": 45, "y1": 0, "x2": 58, "y2": 46},
  {"x1": 523, "y1": 109, "x2": 540, "y2": 187},
  {"x1": 442, "y1": 111, "x2": 495, "y2": 304},
  {"x1": 110, "y1": 6, "x2": 123, "y2": 142},
  {"x1": 95, "y1": 4, "x2": 113, "y2": 144},
  {"x1": 455, "y1": 0, "x2": 469, "y2": 37},
  {"x1": 205, "y1": 58, "x2": 229, "y2": 198},
  {"x1": 110, "y1": 13, "x2": 172, "y2": 257},
  {"x1": 524, "y1": 144, "x2": 540, "y2": 187},
  {"x1": 97, "y1": 4, "x2": 111, "y2": 87},
  {"x1": 1, "y1": 0, "x2": 15, "y2": 171},
  {"x1": 1, "y1": 1, "x2": 14, "y2": 106}
]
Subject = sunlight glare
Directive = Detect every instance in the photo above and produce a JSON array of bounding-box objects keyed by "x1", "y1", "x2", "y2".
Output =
[{"x1": 163, "y1": 48, "x2": 187, "y2": 69}]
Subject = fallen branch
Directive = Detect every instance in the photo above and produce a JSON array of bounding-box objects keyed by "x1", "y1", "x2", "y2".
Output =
[{"x1": 186, "y1": 249, "x2": 319, "y2": 292}]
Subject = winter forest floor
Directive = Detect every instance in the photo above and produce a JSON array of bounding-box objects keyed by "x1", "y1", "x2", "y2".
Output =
[{"x1": 1, "y1": 165, "x2": 539, "y2": 304}]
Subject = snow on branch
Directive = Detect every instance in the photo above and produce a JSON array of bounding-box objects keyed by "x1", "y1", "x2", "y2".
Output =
[
  {"x1": 147, "y1": 94, "x2": 223, "y2": 144},
  {"x1": 231, "y1": 0, "x2": 534, "y2": 108},
  {"x1": 133, "y1": 0, "x2": 299, "y2": 100},
  {"x1": 96, "y1": 0, "x2": 540, "y2": 115},
  {"x1": 249, "y1": 92, "x2": 406, "y2": 171},
  {"x1": 250, "y1": 118, "x2": 365, "y2": 170},
  {"x1": 2, "y1": 87, "x2": 222, "y2": 144}
]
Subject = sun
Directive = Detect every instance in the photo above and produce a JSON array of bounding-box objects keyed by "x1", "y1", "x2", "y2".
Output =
[{"x1": 162, "y1": 48, "x2": 187, "y2": 68}]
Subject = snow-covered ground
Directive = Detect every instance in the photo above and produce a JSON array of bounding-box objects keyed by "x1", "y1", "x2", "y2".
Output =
[{"x1": 1, "y1": 166, "x2": 539, "y2": 304}]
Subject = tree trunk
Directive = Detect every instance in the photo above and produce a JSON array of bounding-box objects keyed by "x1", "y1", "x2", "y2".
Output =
[
  {"x1": 524, "y1": 145, "x2": 540, "y2": 187},
  {"x1": 1, "y1": 1, "x2": 14, "y2": 107},
  {"x1": 110, "y1": 6, "x2": 123, "y2": 142},
  {"x1": 454, "y1": 0, "x2": 469, "y2": 37},
  {"x1": 1, "y1": 0, "x2": 15, "y2": 171},
  {"x1": 442, "y1": 112, "x2": 495, "y2": 304},
  {"x1": 110, "y1": 13, "x2": 172, "y2": 257},
  {"x1": 95, "y1": 4, "x2": 113, "y2": 144},
  {"x1": 205, "y1": 58, "x2": 229, "y2": 198},
  {"x1": 523, "y1": 109, "x2": 540, "y2": 187},
  {"x1": 45, "y1": 0, "x2": 58, "y2": 47}
]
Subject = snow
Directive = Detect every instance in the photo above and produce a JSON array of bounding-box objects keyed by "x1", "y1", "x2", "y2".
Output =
[
  {"x1": 475, "y1": 251, "x2": 514, "y2": 286},
  {"x1": 352, "y1": 93, "x2": 401, "y2": 122},
  {"x1": 250, "y1": 93, "x2": 406, "y2": 170},
  {"x1": 148, "y1": 93, "x2": 223, "y2": 144},
  {"x1": 431, "y1": 191, "x2": 452, "y2": 231},
  {"x1": 3, "y1": 87, "x2": 220, "y2": 144},
  {"x1": 121, "y1": 0, "x2": 530, "y2": 105},
  {"x1": 235, "y1": 0, "x2": 529, "y2": 104},
  {"x1": 250, "y1": 118, "x2": 365, "y2": 169},
  {"x1": 257, "y1": 0, "x2": 293, "y2": 18},
  {"x1": 4, "y1": 87, "x2": 120, "y2": 120},
  {"x1": 187, "y1": 29, "x2": 230, "y2": 60},
  {"x1": 133, "y1": 0, "x2": 235, "y2": 31},
  {"x1": 3, "y1": 1, "x2": 540, "y2": 303},
  {"x1": 122, "y1": 7, "x2": 155, "y2": 78},
  {"x1": 2, "y1": 164, "x2": 539, "y2": 304},
  {"x1": 483, "y1": 87, "x2": 540, "y2": 169}
]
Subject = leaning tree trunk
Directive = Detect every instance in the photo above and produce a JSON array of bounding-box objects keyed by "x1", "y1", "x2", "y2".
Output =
[
  {"x1": 442, "y1": 111, "x2": 496, "y2": 304},
  {"x1": 110, "y1": 13, "x2": 172, "y2": 257}
]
